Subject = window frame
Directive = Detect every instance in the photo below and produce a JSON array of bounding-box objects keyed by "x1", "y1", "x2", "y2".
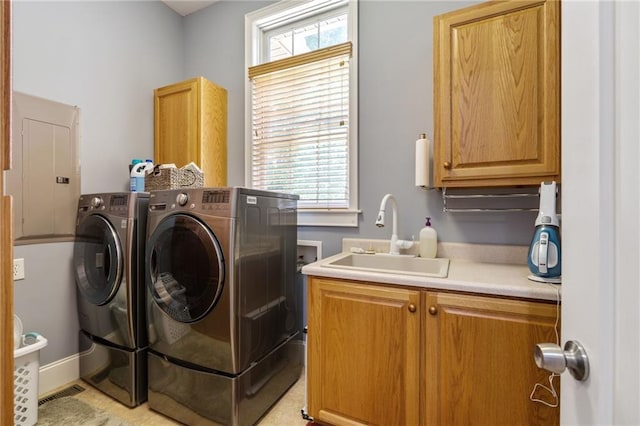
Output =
[
  {"x1": 263, "y1": 7, "x2": 348, "y2": 60},
  {"x1": 245, "y1": 0, "x2": 360, "y2": 227}
]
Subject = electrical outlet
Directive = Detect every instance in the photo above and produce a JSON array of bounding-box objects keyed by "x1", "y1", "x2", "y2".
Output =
[{"x1": 13, "y1": 258, "x2": 25, "y2": 281}]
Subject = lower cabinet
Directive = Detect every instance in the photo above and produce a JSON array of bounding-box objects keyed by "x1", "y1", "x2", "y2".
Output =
[
  {"x1": 424, "y1": 291, "x2": 560, "y2": 426},
  {"x1": 306, "y1": 276, "x2": 561, "y2": 426},
  {"x1": 307, "y1": 277, "x2": 421, "y2": 425}
]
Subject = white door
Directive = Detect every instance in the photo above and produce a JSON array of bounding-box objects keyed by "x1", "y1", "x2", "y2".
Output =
[{"x1": 561, "y1": 1, "x2": 640, "y2": 424}]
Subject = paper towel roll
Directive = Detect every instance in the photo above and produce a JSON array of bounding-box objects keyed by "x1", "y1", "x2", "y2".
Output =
[{"x1": 415, "y1": 133, "x2": 431, "y2": 187}]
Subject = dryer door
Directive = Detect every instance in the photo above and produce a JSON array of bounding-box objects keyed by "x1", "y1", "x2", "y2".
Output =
[
  {"x1": 74, "y1": 214, "x2": 123, "y2": 305},
  {"x1": 146, "y1": 214, "x2": 225, "y2": 323}
]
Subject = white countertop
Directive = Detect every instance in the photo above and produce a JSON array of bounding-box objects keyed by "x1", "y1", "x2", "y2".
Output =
[{"x1": 301, "y1": 241, "x2": 561, "y2": 302}]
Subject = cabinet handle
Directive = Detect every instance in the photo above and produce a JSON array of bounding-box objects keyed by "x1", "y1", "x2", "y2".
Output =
[
  {"x1": 443, "y1": 161, "x2": 452, "y2": 169},
  {"x1": 428, "y1": 306, "x2": 438, "y2": 315},
  {"x1": 408, "y1": 304, "x2": 417, "y2": 313}
]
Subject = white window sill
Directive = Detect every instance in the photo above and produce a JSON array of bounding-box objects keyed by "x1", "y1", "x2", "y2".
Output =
[{"x1": 297, "y1": 209, "x2": 361, "y2": 227}]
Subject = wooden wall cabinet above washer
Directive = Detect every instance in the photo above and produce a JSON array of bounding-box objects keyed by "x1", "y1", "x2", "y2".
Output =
[
  {"x1": 154, "y1": 76, "x2": 227, "y2": 187},
  {"x1": 433, "y1": 0, "x2": 560, "y2": 188}
]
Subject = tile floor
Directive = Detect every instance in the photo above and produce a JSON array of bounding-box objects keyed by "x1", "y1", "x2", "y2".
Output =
[{"x1": 43, "y1": 371, "x2": 309, "y2": 425}]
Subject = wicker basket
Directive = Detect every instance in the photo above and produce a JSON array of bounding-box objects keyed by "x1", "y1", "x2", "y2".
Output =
[
  {"x1": 180, "y1": 163, "x2": 205, "y2": 188},
  {"x1": 145, "y1": 164, "x2": 204, "y2": 191}
]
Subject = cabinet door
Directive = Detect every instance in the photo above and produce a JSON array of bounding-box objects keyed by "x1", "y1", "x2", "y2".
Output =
[
  {"x1": 154, "y1": 78, "x2": 200, "y2": 168},
  {"x1": 433, "y1": 0, "x2": 560, "y2": 187},
  {"x1": 424, "y1": 292, "x2": 560, "y2": 426},
  {"x1": 308, "y1": 277, "x2": 421, "y2": 426}
]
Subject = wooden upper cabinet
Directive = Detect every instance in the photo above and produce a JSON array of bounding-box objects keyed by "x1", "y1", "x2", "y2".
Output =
[
  {"x1": 154, "y1": 76, "x2": 227, "y2": 187},
  {"x1": 433, "y1": 0, "x2": 560, "y2": 188}
]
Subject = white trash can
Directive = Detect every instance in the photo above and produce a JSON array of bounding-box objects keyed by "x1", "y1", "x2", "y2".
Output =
[{"x1": 14, "y1": 333, "x2": 48, "y2": 426}]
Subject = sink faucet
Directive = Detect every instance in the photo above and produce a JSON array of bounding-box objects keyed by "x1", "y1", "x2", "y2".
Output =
[{"x1": 375, "y1": 194, "x2": 414, "y2": 255}]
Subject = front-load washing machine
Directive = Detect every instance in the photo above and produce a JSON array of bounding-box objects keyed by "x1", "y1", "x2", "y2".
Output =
[
  {"x1": 74, "y1": 192, "x2": 148, "y2": 407},
  {"x1": 145, "y1": 187, "x2": 304, "y2": 426}
]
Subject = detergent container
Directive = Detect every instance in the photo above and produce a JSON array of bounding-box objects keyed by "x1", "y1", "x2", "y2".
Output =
[
  {"x1": 130, "y1": 160, "x2": 153, "y2": 192},
  {"x1": 527, "y1": 181, "x2": 561, "y2": 282}
]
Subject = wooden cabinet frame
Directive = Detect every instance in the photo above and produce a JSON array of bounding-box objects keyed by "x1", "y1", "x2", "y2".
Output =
[{"x1": 1, "y1": 1, "x2": 13, "y2": 423}]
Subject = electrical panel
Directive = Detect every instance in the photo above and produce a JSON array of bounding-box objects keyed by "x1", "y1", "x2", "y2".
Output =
[{"x1": 6, "y1": 92, "x2": 80, "y2": 243}]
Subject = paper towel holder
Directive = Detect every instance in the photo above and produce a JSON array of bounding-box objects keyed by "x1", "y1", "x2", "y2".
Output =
[{"x1": 415, "y1": 133, "x2": 433, "y2": 188}]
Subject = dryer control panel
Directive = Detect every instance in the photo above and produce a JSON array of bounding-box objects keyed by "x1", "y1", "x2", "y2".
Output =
[{"x1": 149, "y1": 188, "x2": 234, "y2": 217}]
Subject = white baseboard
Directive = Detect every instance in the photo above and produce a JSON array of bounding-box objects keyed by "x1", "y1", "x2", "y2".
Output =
[{"x1": 38, "y1": 353, "x2": 80, "y2": 397}]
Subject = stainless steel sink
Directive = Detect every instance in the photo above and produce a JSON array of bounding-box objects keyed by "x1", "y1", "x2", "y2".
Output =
[{"x1": 323, "y1": 253, "x2": 450, "y2": 278}]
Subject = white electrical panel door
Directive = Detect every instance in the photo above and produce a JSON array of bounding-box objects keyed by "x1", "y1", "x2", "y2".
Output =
[
  {"x1": 8, "y1": 92, "x2": 80, "y2": 243},
  {"x1": 22, "y1": 119, "x2": 75, "y2": 237}
]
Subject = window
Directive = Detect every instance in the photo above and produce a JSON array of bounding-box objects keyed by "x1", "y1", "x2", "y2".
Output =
[{"x1": 246, "y1": 0, "x2": 359, "y2": 227}]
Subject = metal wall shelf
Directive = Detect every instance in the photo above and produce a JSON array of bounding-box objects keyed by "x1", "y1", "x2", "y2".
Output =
[{"x1": 441, "y1": 187, "x2": 558, "y2": 213}]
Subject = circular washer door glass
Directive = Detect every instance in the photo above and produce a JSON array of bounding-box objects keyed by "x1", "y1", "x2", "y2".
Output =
[
  {"x1": 146, "y1": 214, "x2": 225, "y2": 323},
  {"x1": 74, "y1": 214, "x2": 123, "y2": 306}
]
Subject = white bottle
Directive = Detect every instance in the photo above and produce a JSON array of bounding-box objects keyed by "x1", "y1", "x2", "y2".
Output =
[
  {"x1": 419, "y1": 217, "x2": 437, "y2": 258},
  {"x1": 130, "y1": 162, "x2": 147, "y2": 192},
  {"x1": 129, "y1": 159, "x2": 141, "y2": 191}
]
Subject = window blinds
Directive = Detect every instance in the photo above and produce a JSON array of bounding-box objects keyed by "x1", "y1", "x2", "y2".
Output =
[{"x1": 249, "y1": 42, "x2": 352, "y2": 208}]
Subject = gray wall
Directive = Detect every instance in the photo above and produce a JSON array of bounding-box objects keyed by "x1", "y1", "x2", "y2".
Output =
[
  {"x1": 183, "y1": 1, "x2": 273, "y2": 187},
  {"x1": 12, "y1": 0, "x2": 184, "y2": 364},
  {"x1": 185, "y1": 0, "x2": 539, "y2": 257},
  {"x1": 13, "y1": 0, "x2": 538, "y2": 366}
]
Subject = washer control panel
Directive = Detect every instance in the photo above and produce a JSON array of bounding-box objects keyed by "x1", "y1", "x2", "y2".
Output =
[{"x1": 78, "y1": 193, "x2": 134, "y2": 215}]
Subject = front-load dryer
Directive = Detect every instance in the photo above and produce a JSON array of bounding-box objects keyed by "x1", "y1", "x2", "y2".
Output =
[
  {"x1": 74, "y1": 192, "x2": 148, "y2": 407},
  {"x1": 145, "y1": 187, "x2": 304, "y2": 426}
]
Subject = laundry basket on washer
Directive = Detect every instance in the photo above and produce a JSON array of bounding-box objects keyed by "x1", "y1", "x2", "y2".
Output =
[{"x1": 14, "y1": 333, "x2": 48, "y2": 426}]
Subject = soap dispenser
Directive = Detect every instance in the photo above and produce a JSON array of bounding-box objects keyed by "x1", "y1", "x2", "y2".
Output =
[{"x1": 419, "y1": 217, "x2": 437, "y2": 258}]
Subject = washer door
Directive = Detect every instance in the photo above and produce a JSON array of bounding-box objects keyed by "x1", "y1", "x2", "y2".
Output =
[
  {"x1": 146, "y1": 214, "x2": 225, "y2": 323},
  {"x1": 74, "y1": 214, "x2": 123, "y2": 306}
]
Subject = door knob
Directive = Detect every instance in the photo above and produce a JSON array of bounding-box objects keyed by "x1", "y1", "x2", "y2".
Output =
[{"x1": 534, "y1": 340, "x2": 590, "y2": 381}]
